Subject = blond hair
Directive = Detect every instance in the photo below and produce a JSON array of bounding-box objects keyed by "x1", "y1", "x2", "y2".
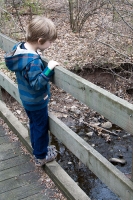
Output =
[{"x1": 26, "y1": 16, "x2": 57, "y2": 44}]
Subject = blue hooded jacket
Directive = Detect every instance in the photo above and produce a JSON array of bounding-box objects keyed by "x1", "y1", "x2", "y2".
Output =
[{"x1": 4, "y1": 42, "x2": 54, "y2": 111}]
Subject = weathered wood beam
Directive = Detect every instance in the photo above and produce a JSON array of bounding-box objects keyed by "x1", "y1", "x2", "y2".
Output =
[
  {"x1": 0, "y1": 32, "x2": 16, "y2": 52},
  {"x1": 0, "y1": 72, "x2": 21, "y2": 104}
]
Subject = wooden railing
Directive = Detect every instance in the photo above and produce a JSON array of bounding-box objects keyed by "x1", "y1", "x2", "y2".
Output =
[{"x1": 0, "y1": 32, "x2": 133, "y2": 200}]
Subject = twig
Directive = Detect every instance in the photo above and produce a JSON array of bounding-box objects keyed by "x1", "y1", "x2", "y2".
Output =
[
  {"x1": 96, "y1": 23, "x2": 133, "y2": 39},
  {"x1": 51, "y1": 108, "x2": 67, "y2": 114},
  {"x1": 95, "y1": 38, "x2": 129, "y2": 58},
  {"x1": 89, "y1": 123, "x2": 118, "y2": 136},
  {"x1": 109, "y1": 67, "x2": 133, "y2": 83},
  {"x1": 0, "y1": 7, "x2": 20, "y2": 31},
  {"x1": 12, "y1": 0, "x2": 26, "y2": 39},
  {"x1": 108, "y1": 0, "x2": 133, "y2": 31}
]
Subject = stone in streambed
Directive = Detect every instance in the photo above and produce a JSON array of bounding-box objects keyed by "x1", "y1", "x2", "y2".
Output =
[
  {"x1": 101, "y1": 121, "x2": 112, "y2": 129},
  {"x1": 109, "y1": 157, "x2": 127, "y2": 165}
]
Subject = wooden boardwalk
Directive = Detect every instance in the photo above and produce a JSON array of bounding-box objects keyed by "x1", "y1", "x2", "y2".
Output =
[{"x1": 0, "y1": 125, "x2": 55, "y2": 200}]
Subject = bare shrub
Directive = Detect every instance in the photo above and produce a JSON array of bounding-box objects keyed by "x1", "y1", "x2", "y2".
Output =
[
  {"x1": 68, "y1": 0, "x2": 106, "y2": 33},
  {"x1": 93, "y1": 0, "x2": 133, "y2": 65},
  {"x1": 0, "y1": 0, "x2": 45, "y2": 40}
]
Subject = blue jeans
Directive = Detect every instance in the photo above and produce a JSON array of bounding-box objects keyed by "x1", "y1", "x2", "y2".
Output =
[{"x1": 25, "y1": 106, "x2": 49, "y2": 159}]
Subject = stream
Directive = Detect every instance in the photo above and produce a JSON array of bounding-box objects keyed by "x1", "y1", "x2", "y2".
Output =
[{"x1": 51, "y1": 111, "x2": 133, "y2": 200}]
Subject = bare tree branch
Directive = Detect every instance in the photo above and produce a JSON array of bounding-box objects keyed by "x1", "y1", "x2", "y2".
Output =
[
  {"x1": 95, "y1": 38, "x2": 129, "y2": 58},
  {"x1": 0, "y1": 7, "x2": 20, "y2": 31},
  {"x1": 108, "y1": 0, "x2": 133, "y2": 31},
  {"x1": 12, "y1": 0, "x2": 26, "y2": 38},
  {"x1": 96, "y1": 23, "x2": 133, "y2": 39}
]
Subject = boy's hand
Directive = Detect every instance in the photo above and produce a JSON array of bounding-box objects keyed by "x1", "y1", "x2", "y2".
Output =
[{"x1": 48, "y1": 60, "x2": 59, "y2": 70}]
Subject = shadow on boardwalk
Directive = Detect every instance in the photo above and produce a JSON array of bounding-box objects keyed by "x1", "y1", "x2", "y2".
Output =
[{"x1": 0, "y1": 125, "x2": 62, "y2": 200}]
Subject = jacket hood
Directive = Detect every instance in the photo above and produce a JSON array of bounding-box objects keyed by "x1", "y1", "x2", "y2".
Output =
[{"x1": 4, "y1": 43, "x2": 40, "y2": 72}]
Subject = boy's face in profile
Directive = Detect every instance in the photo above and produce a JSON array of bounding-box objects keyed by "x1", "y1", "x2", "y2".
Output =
[{"x1": 38, "y1": 40, "x2": 52, "y2": 51}]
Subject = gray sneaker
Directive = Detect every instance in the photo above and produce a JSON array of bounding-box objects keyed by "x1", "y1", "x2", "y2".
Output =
[
  {"x1": 47, "y1": 145, "x2": 57, "y2": 152},
  {"x1": 34, "y1": 146, "x2": 57, "y2": 167}
]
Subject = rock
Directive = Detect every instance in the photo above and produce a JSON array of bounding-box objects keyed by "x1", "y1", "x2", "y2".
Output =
[
  {"x1": 78, "y1": 131, "x2": 84, "y2": 137},
  {"x1": 70, "y1": 105, "x2": 77, "y2": 112},
  {"x1": 62, "y1": 114, "x2": 68, "y2": 118},
  {"x1": 122, "y1": 134, "x2": 131, "y2": 138},
  {"x1": 59, "y1": 145, "x2": 65, "y2": 154},
  {"x1": 65, "y1": 99, "x2": 73, "y2": 103},
  {"x1": 75, "y1": 109, "x2": 81, "y2": 115},
  {"x1": 90, "y1": 122, "x2": 101, "y2": 126},
  {"x1": 86, "y1": 132, "x2": 93, "y2": 137},
  {"x1": 125, "y1": 173, "x2": 132, "y2": 179},
  {"x1": 51, "y1": 101, "x2": 56, "y2": 105},
  {"x1": 118, "y1": 154, "x2": 123, "y2": 159},
  {"x1": 84, "y1": 137, "x2": 88, "y2": 142},
  {"x1": 16, "y1": 110, "x2": 21, "y2": 114},
  {"x1": 92, "y1": 117, "x2": 98, "y2": 122},
  {"x1": 101, "y1": 121, "x2": 112, "y2": 129},
  {"x1": 109, "y1": 158, "x2": 127, "y2": 165},
  {"x1": 79, "y1": 116, "x2": 84, "y2": 123}
]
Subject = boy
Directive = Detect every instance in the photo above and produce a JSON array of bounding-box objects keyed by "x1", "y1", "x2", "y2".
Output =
[{"x1": 5, "y1": 16, "x2": 59, "y2": 166}]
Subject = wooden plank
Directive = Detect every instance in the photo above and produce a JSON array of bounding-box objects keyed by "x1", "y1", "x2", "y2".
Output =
[
  {"x1": 0, "y1": 155, "x2": 29, "y2": 171},
  {"x1": 0, "y1": 142, "x2": 20, "y2": 153},
  {"x1": 48, "y1": 112, "x2": 133, "y2": 200},
  {"x1": 44, "y1": 161, "x2": 91, "y2": 200},
  {"x1": 0, "y1": 125, "x2": 7, "y2": 136},
  {"x1": 0, "y1": 101, "x2": 31, "y2": 153},
  {"x1": 0, "y1": 72, "x2": 21, "y2": 104},
  {"x1": 21, "y1": 193, "x2": 50, "y2": 200},
  {"x1": 0, "y1": 135, "x2": 10, "y2": 144},
  {"x1": 0, "y1": 162, "x2": 35, "y2": 182},
  {"x1": 0, "y1": 182, "x2": 44, "y2": 200},
  {"x1": 0, "y1": 148, "x2": 20, "y2": 161},
  {"x1": 0, "y1": 172, "x2": 40, "y2": 194},
  {"x1": 0, "y1": 32, "x2": 16, "y2": 52}
]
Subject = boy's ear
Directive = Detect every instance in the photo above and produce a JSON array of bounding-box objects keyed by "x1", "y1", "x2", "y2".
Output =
[{"x1": 38, "y1": 38, "x2": 43, "y2": 44}]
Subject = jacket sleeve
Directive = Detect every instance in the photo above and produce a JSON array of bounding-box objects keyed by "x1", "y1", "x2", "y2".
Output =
[{"x1": 24, "y1": 58, "x2": 54, "y2": 90}]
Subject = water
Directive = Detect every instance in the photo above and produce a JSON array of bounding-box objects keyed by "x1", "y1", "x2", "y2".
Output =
[{"x1": 50, "y1": 117, "x2": 132, "y2": 199}]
